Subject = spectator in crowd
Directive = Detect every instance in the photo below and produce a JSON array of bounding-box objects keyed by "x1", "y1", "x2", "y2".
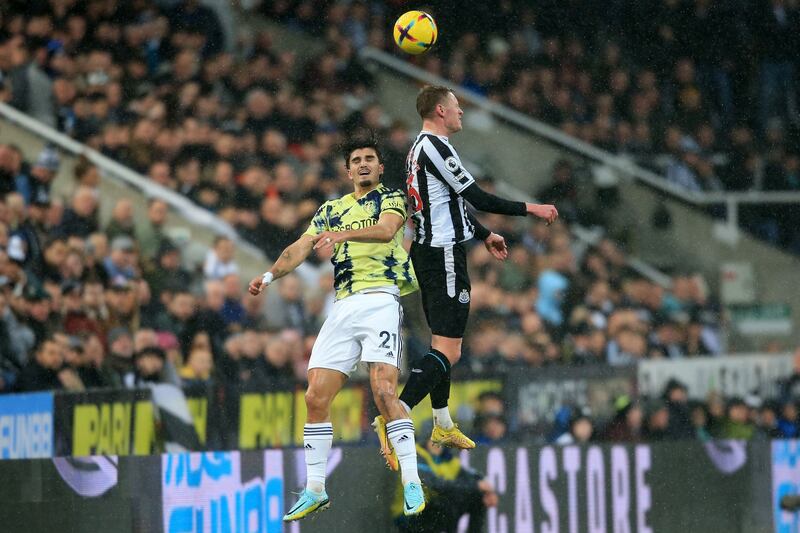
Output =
[
  {"x1": 474, "y1": 413, "x2": 508, "y2": 445},
  {"x1": 16, "y1": 146, "x2": 58, "y2": 207},
  {"x1": 719, "y1": 397, "x2": 756, "y2": 440},
  {"x1": 555, "y1": 412, "x2": 594, "y2": 445},
  {"x1": 644, "y1": 401, "x2": 671, "y2": 441},
  {"x1": 394, "y1": 424, "x2": 498, "y2": 533},
  {"x1": 603, "y1": 396, "x2": 644, "y2": 442},
  {"x1": 777, "y1": 401, "x2": 800, "y2": 438},
  {"x1": 663, "y1": 379, "x2": 695, "y2": 439},
  {"x1": 132, "y1": 346, "x2": 167, "y2": 386},
  {"x1": 138, "y1": 198, "x2": 170, "y2": 261},
  {"x1": 106, "y1": 326, "x2": 135, "y2": 388},
  {"x1": 16, "y1": 336, "x2": 75, "y2": 392},
  {"x1": 180, "y1": 347, "x2": 214, "y2": 387},
  {"x1": 203, "y1": 235, "x2": 239, "y2": 280}
]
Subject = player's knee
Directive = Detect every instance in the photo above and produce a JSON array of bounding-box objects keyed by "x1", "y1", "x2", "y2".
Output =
[
  {"x1": 442, "y1": 349, "x2": 461, "y2": 365},
  {"x1": 304, "y1": 389, "x2": 330, "y2": 415}
]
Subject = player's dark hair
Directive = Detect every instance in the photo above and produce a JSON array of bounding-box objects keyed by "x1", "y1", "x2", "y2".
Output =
[
  {"x1": 416, "y1": 85, "x2": 452, "y2": 119},
  {"x1": 341, "y1": 136, "x2": 383, "y2": 169}
]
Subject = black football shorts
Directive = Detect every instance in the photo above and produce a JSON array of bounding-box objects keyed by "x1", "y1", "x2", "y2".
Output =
[{"x1": 410, "y1": 241, "x2": 471, "y2": 338}]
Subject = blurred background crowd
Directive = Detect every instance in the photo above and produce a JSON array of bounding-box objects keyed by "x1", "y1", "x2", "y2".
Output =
[
  {"x1": 0, "y1": 0, "x2": 794, "y2": 444},
  {"x1": 264, "y1": 0, "x2": 800, "y2": 252}
]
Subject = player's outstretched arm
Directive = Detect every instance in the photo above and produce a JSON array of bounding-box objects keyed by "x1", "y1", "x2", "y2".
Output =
[
  {"x1": 525, "y1": 202, "x2": 559, "y2": 224},
  {"x1": 460, "y1": 182, "x2": 529, "y2": 216},
  {"x1": 312, "y1": 212, "x2": 404, "y2": 251},
  {"x1": 248, "y1": 234, "x2": 314, "y2": 295}
]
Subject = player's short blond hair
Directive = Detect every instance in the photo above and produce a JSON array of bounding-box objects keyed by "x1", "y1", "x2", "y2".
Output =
[{"x1": 416, "y1": 85, "x2": 452, "y2": 119}]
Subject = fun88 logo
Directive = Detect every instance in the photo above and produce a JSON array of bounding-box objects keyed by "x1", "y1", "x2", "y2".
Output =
[
  {"x1": 162, "y1": 451, "x2": 284, "y2": 533},
  {"x1": 0, "y1": 392, "x2": 53, "y2": 459}
]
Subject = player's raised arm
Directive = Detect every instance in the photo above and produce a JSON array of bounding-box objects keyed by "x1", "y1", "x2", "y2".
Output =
[{"x1": 248, "y1": 234, "x2": 315, "y2": 295}]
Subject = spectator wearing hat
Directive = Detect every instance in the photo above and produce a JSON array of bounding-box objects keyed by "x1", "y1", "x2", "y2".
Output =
[
  {"x1": 104, "y1": 235, "x2": 138, "y2": 281},
  {"x1": 144, "y1": 240, "x2": 192, "y2": 301},
  {"x1": 106, "y1": 326, "x2": 135, "y2": 388},
  {"x1": 22, "y1": 286, "x2": 54, "y2": 346},
  {"x1": 663, "y1": 378, "x2": 694, "y2": 440},
  {"x1": 16, "y1": 146, "x2": 59, "y2": 208},
  {"x1": 132, "y1": 346, "x2": 168, "y2": 386},
  {"x1": 105, "y1": 278, "x2": 141, "y2": 332}
]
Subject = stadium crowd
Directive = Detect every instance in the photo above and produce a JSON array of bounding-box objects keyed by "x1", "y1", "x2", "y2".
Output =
[
  {"x1": 0, "y1": 0, "x2": 793, "y2": 445},
  {"x1": 263, "y1": 0, "x2": 800, "y2": 252}
]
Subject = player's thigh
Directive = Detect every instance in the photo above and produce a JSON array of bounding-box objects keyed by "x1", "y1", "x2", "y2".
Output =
[
  {"x1": 309, "y1": 298, "x2": 361, "y2": 377},
  {"x1": 356, "y1": 293, "x2": 404, "y2": 369},
  {"x1": 412, "y1": 243, "x2": 470, "y2": 338}
]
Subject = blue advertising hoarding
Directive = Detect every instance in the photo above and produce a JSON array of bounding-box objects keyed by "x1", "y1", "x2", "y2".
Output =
[{"x1": 0, "y1": 391, "x2": 54, "y2": 459}]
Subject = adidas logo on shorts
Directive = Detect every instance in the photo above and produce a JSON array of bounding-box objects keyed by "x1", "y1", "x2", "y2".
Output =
[{"x1": 386, "y1": 351, "x2": 394, "y2": 358}]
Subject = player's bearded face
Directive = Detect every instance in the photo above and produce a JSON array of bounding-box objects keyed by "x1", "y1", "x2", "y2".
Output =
[{"x1": 348, "y1": 148, "x2": 383, "y2": 187}]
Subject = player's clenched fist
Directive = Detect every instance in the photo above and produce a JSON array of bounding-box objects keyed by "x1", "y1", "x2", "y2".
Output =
[
  {"x1": 525, "y1": 203, "x2": 559, "y2": 224},
  {"x1": 248, "y1": 276, "x2": 265, "y2": 295}
]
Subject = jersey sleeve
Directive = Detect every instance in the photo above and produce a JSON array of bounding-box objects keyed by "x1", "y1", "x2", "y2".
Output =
[
  {"x1": 424, "y1": 135, "x2": 476, "y2": 194},
  {"x1": 303, "y1": 203, "x2": 328, "y2": 237},
  {"x1": 380, "y1": 189, "x2": 407, "y2": 220}
]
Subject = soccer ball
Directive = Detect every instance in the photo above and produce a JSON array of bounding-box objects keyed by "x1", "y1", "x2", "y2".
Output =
[{"x1": 393, "y1": 11, "x2": 437, "y2": 55}]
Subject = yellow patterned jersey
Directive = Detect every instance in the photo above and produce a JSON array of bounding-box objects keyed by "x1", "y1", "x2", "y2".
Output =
[{"x1": 304, "y1": 185, "x2": 418, "y2": 300}]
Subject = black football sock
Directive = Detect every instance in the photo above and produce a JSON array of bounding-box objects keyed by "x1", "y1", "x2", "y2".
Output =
[
  {"x1": 399, "y1": 349, "x2": 451, "y2": 411},
  {"x1": 429, "y1": 351, "x2": 452, "y2": 409}
]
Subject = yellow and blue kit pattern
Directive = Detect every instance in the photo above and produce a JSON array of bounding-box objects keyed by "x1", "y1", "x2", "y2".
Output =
[{"x1": 304, "y1": 185, "x2": 418, "y2": 300}]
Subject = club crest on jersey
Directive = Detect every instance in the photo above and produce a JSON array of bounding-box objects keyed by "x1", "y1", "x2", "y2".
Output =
[
  {"x1": 458, "y1": 289, "x2": 470, "y2": 304},
  {"x1": 361, "y1": 200, "x2": 377, "y2": 216},
  {"x1": 444, "y1": 156, "x2": 461, "y2": 173}
]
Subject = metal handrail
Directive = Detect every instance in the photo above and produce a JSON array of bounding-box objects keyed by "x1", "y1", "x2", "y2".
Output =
[{"x1": 0, "y1": 102, "x2": 265, "y2": 259}]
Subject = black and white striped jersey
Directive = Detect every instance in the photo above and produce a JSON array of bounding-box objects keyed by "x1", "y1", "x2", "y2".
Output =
[{"x1": 406, "y1": 131, "x2": 476, "y2": 247}]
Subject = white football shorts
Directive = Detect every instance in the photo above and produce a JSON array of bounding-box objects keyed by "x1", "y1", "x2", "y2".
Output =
[{"x1": 308, "y1": 291, "x2": 404, "y2": 376}]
